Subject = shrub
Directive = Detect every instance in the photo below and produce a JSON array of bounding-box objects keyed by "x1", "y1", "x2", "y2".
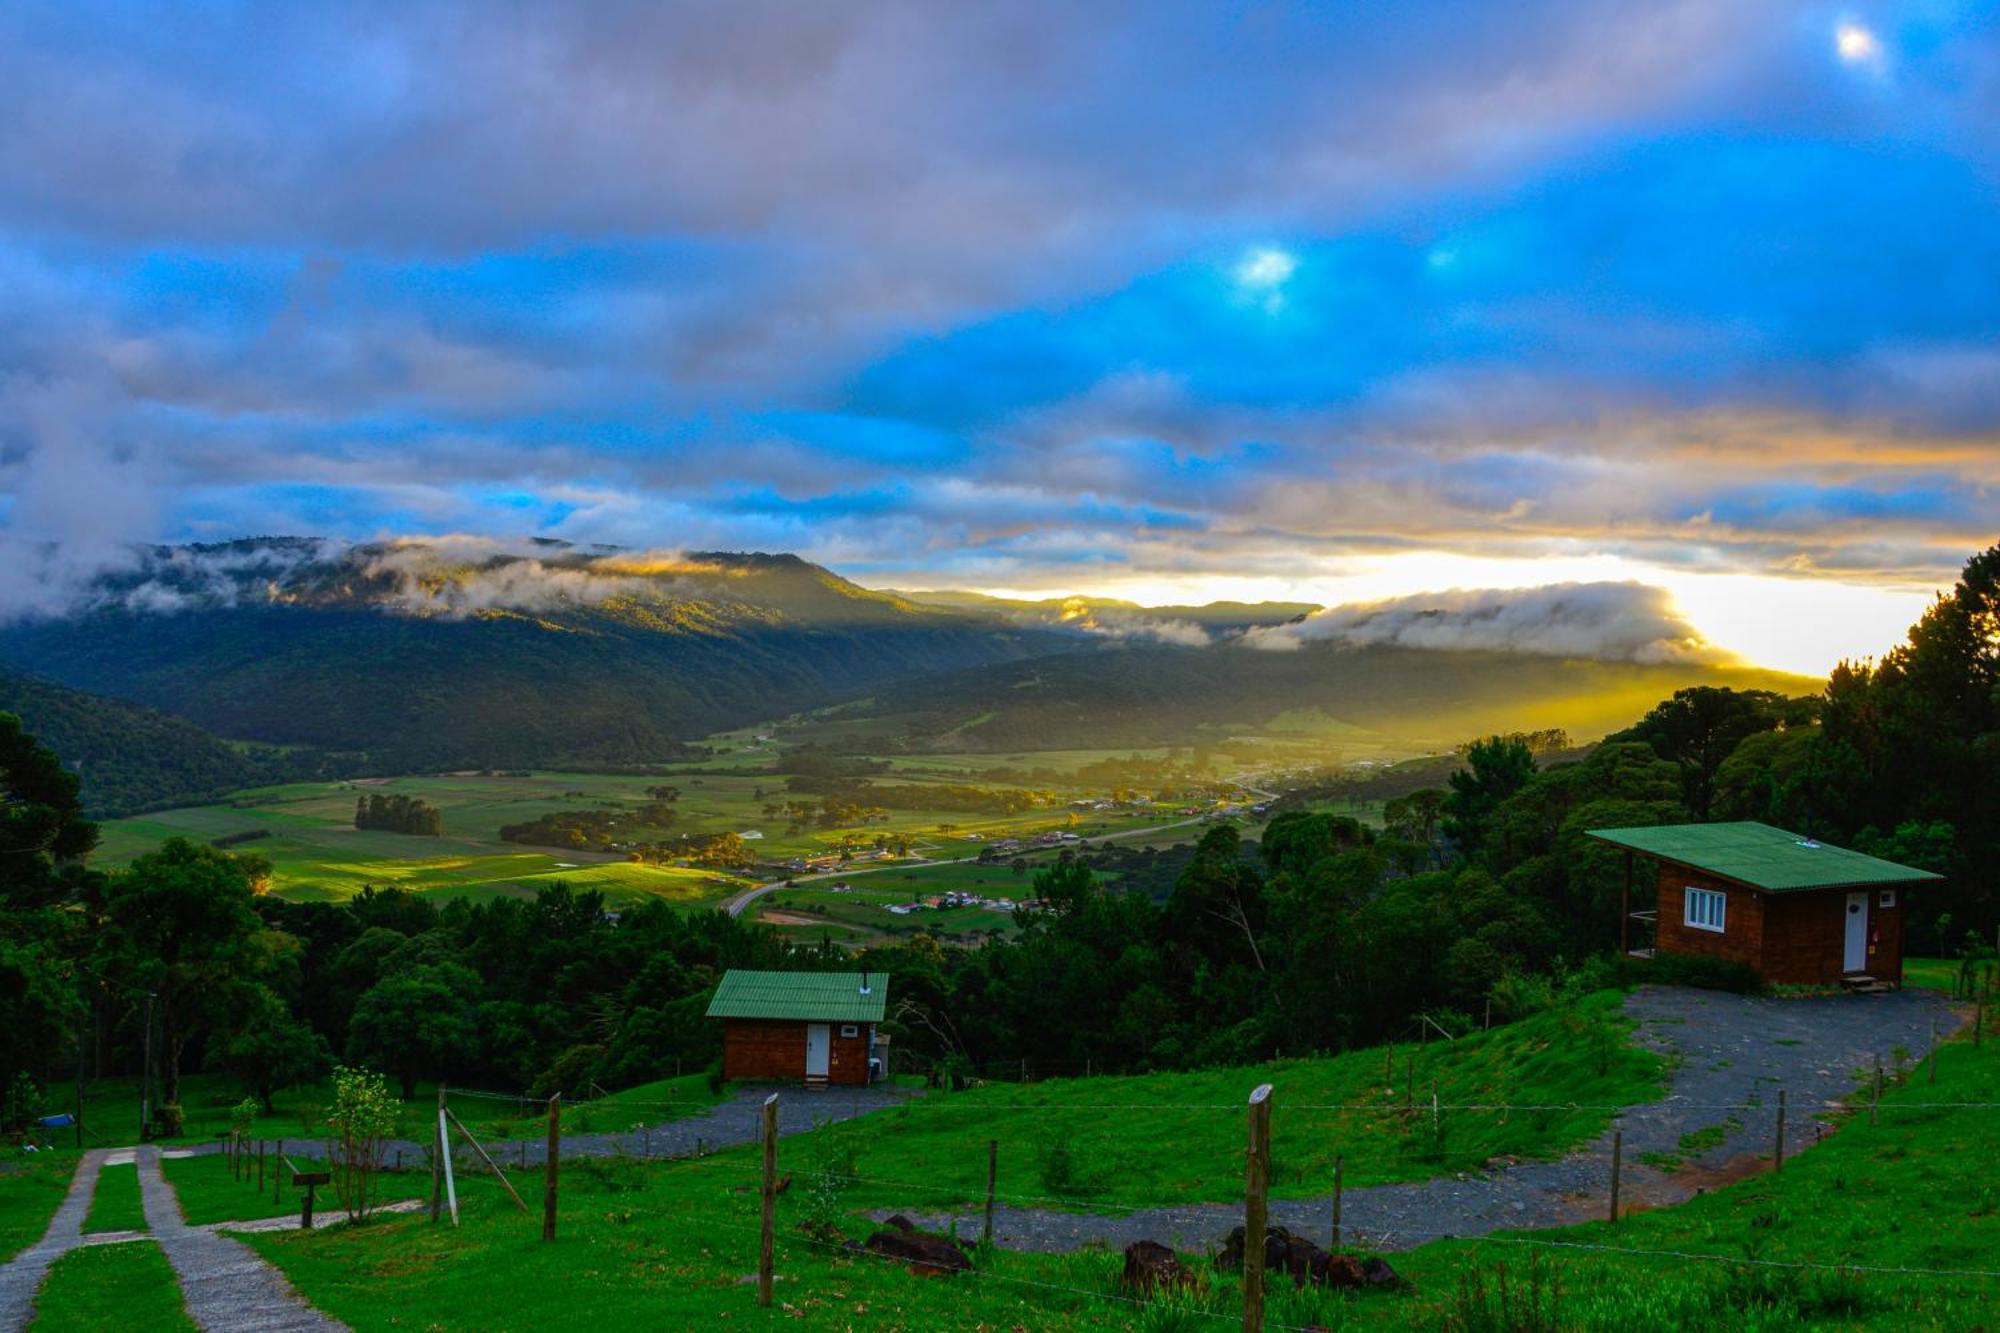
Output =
[
  {"x1": 157, "y1": 1103, "x2": 185, "y2": 1137},
  {"x1": 326, "y1": 1066, "x2": 399, "y2": 1222},
  {"x1": 1624, "y1": 952, "x2": 1765, "y2": 994},
  {"x1": 3, "y1": 1072, "x2": 43, "y2": 1133}
]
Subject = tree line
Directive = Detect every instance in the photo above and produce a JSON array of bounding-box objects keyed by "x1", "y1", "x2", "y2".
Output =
[{"x1": 353, "y1": 792, "x2": 442, "y2": 835}]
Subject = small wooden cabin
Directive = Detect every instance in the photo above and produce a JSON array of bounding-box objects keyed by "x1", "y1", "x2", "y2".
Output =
[
  {"x1": 1586, "y1": 822, "x2": 1940, "y2": 988},
  {"x1": 706, "y1": 969, "x2": 889, "y2": 1087}
]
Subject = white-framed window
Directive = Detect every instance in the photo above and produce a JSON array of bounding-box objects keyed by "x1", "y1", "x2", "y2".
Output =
[
  {"x1": 1879, "y1": 889, "x2": 1897, "y2": 908},
  {"x1": 1684, "y1": 886, "x2": 1727, "y2": 933},
  {"x1": 840, "y1": 1024, "x2": 859, "y2": 1038}
]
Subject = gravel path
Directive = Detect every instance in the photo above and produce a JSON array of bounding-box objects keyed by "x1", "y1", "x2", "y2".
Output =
[
  {"x1": 0, "y1": 1148, "x2": 108, "y2": 1332},
  {"x1": 874, "y1": 985, "x2": 1964, "y2": 1255},
  {"x1": 135, "y1": 1145, "x2": 347, "y2": 1333}
]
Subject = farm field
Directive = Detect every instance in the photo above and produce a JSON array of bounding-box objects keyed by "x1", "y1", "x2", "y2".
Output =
[
  {"x1": 90, "y1": 750, "x2": 1223, "y2": 906},
  {"x1": 753, "y1": 866, "x2": 1050, "y2": 947}
]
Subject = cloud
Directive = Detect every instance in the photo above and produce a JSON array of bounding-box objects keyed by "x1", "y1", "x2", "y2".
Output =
[
  {"x1": 0, "y1": 2, "x2": 1995, "y2": 602},
  {"x1": 1240, "y1": 581, "x2": 1731, "y2": 664},
  {"x1": 0, "y1": 535, "x2": 743, "y2": 622}
]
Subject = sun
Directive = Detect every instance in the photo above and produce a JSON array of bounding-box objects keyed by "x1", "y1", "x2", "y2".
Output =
[{"x1": 1835, "y1": 21, "x2": 1882, "y2": 65}]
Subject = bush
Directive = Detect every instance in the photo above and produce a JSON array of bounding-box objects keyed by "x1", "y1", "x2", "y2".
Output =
[
  {"x1": 1622, "y1": 952, "x2": 1765, "y2": 994},
  {"x1": 326, "y1": 1067, "x2": 400, "y2": 1222},
  {"x1": 157, "y1": 1103, "x2": 185, "y2": 1138}
]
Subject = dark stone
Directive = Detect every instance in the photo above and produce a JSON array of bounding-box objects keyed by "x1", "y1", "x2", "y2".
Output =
[
  {"x1": 1121, "y1": 1240, "x2": 1198, "y2": 1297},
  {"x1": 1362, "y1": 1256, "x2": 1402, "y2": 1287},
  {"x1": 1217, "y1": 1225, "x2": 1397, "y2": 1289},
  {"x1": 863, "y1": 1217, "x2": 972, "y2": 1275}
]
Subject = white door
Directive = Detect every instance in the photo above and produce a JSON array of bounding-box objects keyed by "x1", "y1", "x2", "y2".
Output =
[
  {"x1": 1844, "y1": 892, "x2": 1869, "y2": 972},
  {"x1": 805, "y1": 1024, "x2": 831, "y2": 1078}
]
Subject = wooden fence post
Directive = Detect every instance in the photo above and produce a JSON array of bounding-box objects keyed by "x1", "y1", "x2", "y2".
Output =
[
  {"x1": 273, "y1": 1139, "x2": 283, "y2": 1203},
  {"x1": 1243, "y1": 1083, "x2": 1273, "y2": 1333},
  {"x1": 1773, "y1": 1089, "x2": 1787, "y2": 1173},
  {"x1": 543, "y1": 1093, "x2": 561, "y2": 1242},
  {"x1": 1330, "y1": 1154, "x2": 1343, "y2": 1251},
  {"x1": 1608, "y1": 1130, "x2": 1622, "y2": 1224},
  {"x1": 257, "y1": 1139, "x2": 265, "y2": 1193},
  {"x1": 759, "y1": 1094, "x2": 779, "y2": 1307},
  {"x1": 983, "y1": 1140, "x2": 998, "y2": 1247}
]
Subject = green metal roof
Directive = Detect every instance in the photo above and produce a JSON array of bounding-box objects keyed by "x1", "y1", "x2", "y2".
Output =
[
  {"x1": 1585, "y1": 821, "x2": 1941, "y2": 893},
  {"x1": 705, "y1": 970, "x2": 889, "y2": 1023}
]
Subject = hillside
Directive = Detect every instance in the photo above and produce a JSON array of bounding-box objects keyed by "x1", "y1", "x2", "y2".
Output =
[
  {"x1": 833, "y1": 639, "x2": 1820, "y2": 754},
  {"x1": 0, "y1": 668, "x2": 281, "y2": 817},
  {"x1": 893, "y1": 588, "x2": 1320, "y2": 635},
  {"x1": 0, "y1": 539, "x2": 1065, "y2": 772}
]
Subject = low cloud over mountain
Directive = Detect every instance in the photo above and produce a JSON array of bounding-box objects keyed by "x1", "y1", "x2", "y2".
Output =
[{"x1": 1240, "y1": 581, "x2": 1731, "y2": 665}]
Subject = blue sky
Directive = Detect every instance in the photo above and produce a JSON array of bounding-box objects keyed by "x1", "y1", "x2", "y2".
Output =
[{"x1": 0, "y1": 0, "x2": 1996, "y2": 670}]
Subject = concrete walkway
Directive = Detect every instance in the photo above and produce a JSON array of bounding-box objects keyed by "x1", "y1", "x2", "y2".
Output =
[
  {"x1": 874, "y1": 985, "x2": 1965, "y2": 1254},
  {"x1": 0, "y1": 1148, "x2": 108, "y2": 1331},
  {"x1": 134, "y1": 1146, "x2": 348, "y2": 1333}
]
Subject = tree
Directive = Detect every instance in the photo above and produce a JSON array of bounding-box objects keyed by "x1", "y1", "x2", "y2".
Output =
[
  {"x1": 1609, "y1": 687, "x2": 1799, "y2": 820},
  {"x1": 1443, "y1": 737, "x2": 1538, "y2": 856},
  {"x1": 219, "y1": 986, "x2": 332, "y2": 1111},
  {"x1": 0, "y1": 710, "x2": 99, "y2": 910},
  {"x1": 345, "y1": 963, "x2": 478, "y2": 1099},
  {"x1": 95, "y1": 838, "x2": 266, "y2": 1106}
]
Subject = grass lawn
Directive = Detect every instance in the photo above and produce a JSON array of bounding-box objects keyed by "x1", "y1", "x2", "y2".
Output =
[
  {"x1": 80, "y1": 1162, "x2": 145, "y2": 1234},
  {"x1": 50, "y1": 1074, "x2": 442, "y2": 1148},
  {"x1": 781, "y1": 991, "x2": 1659, "y2": 1214},
  {"x1": 27, "y1": 1241, "x2": 194, "y2": 1333},
  {"x1": 162, "y1": 1153, "x2": 433, "y2": 1227},
  {"x1": 0, "y1": 1152, "x2": 79, "y2": 1261},
  {"x1": 219, "y1": 1000, "x2": 2000, "y2": 1332},
  {"x1": 439, "y1": 1072, "x2": 732, "y2": 1144}
]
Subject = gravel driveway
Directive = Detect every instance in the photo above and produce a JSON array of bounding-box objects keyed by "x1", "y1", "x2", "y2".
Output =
[{"x1": 873, "y1": 985, "x2": 1964, "y2": 1254}]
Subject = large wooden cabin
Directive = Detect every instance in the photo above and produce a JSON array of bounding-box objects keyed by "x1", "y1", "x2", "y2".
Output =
[
  {"x1": 706, "y1": 969, "x2": 889, "y2": 1087},
  {"x1": 1587, "y1": 822, "x2": 1940, "y2": 988}
]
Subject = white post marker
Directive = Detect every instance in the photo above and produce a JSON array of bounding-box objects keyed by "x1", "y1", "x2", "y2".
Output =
[{"x1": 439, "y1": 1107, "x2": 460, "y2": 1225}]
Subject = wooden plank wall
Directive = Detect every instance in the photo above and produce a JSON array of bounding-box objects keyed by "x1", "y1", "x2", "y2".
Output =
[
  {"x1": 721, "y1": 1019, "x2": 874, "y2": 1086},
  {"x1": 1655, "y1": 864, "x2": 1908, "y2": 984},
  {"x1": 1654, "y1": 867, "x2": 1765, "y2": 968}
]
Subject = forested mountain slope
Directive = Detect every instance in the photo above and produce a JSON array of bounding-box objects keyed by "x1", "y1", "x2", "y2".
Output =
[
  {"x1": 0, "y1": 539, "x2": 1064, "y2": 772},
  {"x1": 0, "y1": 668, "x2": 272, "y2": 816}
]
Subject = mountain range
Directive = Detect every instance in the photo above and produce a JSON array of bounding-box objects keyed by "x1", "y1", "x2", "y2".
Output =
[{"x1": 0, "y1": 537, "x2": 1819, "y2": 811}]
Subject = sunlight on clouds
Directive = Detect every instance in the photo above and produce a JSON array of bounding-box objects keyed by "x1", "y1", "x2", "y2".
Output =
[
  {"x1": 1235, "y1": 247, "x2": 1297, "y2": 289},
  {"x1": 994, "y1": 551, "x2": 1938, "y2": 678}
]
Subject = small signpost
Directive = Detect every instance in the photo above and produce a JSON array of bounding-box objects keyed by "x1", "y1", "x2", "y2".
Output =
[{"x1": 290, "y1": 1163, "x2": 333, "y2": 1230}]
